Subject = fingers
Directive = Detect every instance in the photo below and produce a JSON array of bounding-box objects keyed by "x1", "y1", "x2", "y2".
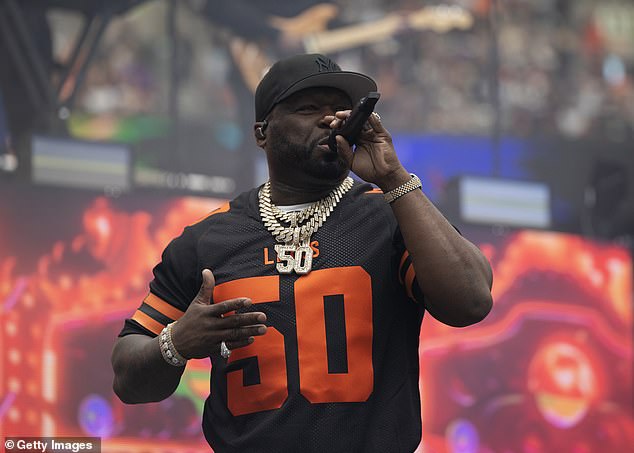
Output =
[
  {"x1": 193, "y1": 269, "x2": 215, "y2": 305},
  {"x1": 210, "y1": 304, "x2": 268, "y2": 338},
  {"x1": 175, "y1": 303, "x2": 266, "y2": 359},
  {"x1": 325, "y1": 110, "x2": 351, "y2": 129},
  {"x1": 224, "y1": 337, "x2": 255, "y2": 350},
  {"x1": 366, "y1": 111, "x2": 386, "y2": 133},
  {"x1": 209, "y1": 297, "x2": 254, "y2": 317},
  {"x1": 326, "y1": 110, "x2": 385, "y2": 137},
  {"x1": 220, "y1": 310, "x2": 266, "y2": 327},
  {"x1": 335, "y1": 134, "x2": 353, "y2": 157},
  {"x1": 217, "y1": 323, "x2": 266, "y2": 357},
  {"x1": 219, "y1": 323, "x2": 267, "y2": 342}
]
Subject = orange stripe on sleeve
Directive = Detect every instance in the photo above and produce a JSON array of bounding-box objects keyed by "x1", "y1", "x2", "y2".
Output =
[
  {"x1": 131, "y1": 310, "x2": 165, "y2": 335},
  {"x1": 143, "y1": 293, "x2": 185, "y2": 320},
  {"x1": 398, "y1": 251, "x2": 410, "y2": 284},
  {"x1": 364, "y1": 188, "x2": 383, "y2": 194},
  {"x1": 404, "y1": 264, "x2": 417, "y2": 301}
]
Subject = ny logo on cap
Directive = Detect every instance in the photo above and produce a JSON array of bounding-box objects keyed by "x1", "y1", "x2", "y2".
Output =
[{"x1": 315, "y1": 55, "x2": 341, "y2": 73}]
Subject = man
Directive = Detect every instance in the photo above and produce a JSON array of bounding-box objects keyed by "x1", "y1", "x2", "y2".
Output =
[{"x1": 112, "y1": 53, "x2": 493, "y2": 452}]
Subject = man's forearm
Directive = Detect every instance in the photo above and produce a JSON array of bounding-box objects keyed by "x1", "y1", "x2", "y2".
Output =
[
  {"x1": 383, "y1": 172, "x2": 493, "y2": 326},
  {"x1": 112, "y1": 334, "x2": 186, "y2": 404}
]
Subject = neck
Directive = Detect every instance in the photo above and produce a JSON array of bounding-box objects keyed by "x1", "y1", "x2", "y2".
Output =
[{"x1": 267, "y1": 177, "x2": 348, "y2": 205}]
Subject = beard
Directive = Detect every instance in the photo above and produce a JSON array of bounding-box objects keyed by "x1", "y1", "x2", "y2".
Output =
[{"x1": 267, "y1": 131, "x2": 349, "y2": 182}]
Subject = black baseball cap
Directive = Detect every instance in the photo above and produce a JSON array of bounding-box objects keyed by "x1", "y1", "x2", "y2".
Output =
[{"x1": 255, "y1": 53, "x2": 377, "y2": 121}]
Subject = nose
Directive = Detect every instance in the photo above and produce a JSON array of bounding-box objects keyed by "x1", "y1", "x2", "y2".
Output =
[{"x1": 318, "y1": 106, "x2": 337, "y2": 128}]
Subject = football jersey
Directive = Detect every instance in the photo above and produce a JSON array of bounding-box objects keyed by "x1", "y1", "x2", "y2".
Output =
[{"x1": 119, "y1": 180, "x2": 426, "y2": 452}]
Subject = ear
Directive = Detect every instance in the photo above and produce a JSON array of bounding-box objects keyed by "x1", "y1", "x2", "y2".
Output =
[{"x1": 253, "y1": 121, "x2": 267, "y2": 146}]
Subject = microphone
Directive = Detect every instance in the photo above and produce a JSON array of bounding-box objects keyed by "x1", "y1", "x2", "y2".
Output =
[{"x1": 328, "y1": 92, "x2": 380, "y2": 152}]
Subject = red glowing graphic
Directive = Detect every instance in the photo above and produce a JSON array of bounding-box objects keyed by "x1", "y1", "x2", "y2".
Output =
[
  {"x1": 418, "y1": 230, "x2": 633, "y2": 453},
  {"x1": 528, "y1": 340, "x2": 601, "y2": 428},
  {"x1": 1, "y1": 193, "x2": 222, "y2": 451}
]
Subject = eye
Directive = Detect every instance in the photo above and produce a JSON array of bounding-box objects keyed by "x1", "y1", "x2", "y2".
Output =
[{"x1": 296, "y1": 104, "x2": 319, "y2": 113}]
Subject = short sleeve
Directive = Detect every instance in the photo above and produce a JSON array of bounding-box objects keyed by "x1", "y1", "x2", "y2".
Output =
[
  {"x1": 118, "y1": 226, "x2": 201, "y2": 337},
  {"x1": 393, "y1": 227, "x2": 425, "y2": 305}
]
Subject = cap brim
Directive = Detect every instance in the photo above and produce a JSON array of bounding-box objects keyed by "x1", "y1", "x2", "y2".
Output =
[{"x1": 273, "y1": 71, "x2": 378, "y2": 107}]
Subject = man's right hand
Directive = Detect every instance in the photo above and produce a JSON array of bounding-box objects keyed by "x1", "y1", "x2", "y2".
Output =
[{"x1": 170, "y1": 269, "x2": 267, "y2": 359}]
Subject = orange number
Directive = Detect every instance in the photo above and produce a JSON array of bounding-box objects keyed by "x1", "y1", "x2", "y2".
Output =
[
  {"x1": 214, "y1": 276, "x2": 287, "y2": 416},
  {"x1": 213, "y1": 267, "x2": 374, "y2": 416},
  {"x1": 295, "y1": 266, "x2": 373, "y2": 403}
]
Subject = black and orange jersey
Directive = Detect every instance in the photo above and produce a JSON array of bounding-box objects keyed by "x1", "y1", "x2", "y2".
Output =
[{"x1": 119, "y1": 180, "x2": 426, "y2": 452}]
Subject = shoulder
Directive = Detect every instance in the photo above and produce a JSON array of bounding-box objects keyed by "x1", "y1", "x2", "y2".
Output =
[
  {"x1": 186, "y1": 188, "x2": 259, "y2": 232},
  {"x1": 348, "y1": 179, "x2": 390, "y2": 210},
  {"x1": 157, "y1": 189, "x2": 258, "y2": 258},
  {"x1": 339, "y1": 179, "x2": 396, "y2": 229}
]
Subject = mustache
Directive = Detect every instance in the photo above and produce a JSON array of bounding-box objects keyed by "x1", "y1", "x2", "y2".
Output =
[
  {"x1": 305, "y1": 136, "x2": 328, "y2": 157},
  {"x1": 271, "y1": 133, "x2": 332, "y2": 159}
]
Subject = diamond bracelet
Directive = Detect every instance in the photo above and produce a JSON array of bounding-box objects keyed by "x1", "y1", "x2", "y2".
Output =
[
  {"x1": 159, "y1": 322, "x2": 187, "y2": 367},
  {"x1": 383, "y1": 174, "x2": 422, "y2": 204}
]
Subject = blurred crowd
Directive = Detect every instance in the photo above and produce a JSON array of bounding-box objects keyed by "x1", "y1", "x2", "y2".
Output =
[{"x1": 49, "y1": 0, "x2": 634, "y2": 144}]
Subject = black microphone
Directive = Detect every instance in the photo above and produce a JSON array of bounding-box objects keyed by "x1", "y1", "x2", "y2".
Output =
[{"x1": 328, "y1": 92, "x2": 380, "y2": 152}]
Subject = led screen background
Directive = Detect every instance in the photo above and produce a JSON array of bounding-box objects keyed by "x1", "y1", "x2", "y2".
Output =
[
  {"x1": 1, "y1": 0, "x2": 633, "y2": 450},
  {"x1": 1, "y1": 183, "x2": 632, "y2": 452}
]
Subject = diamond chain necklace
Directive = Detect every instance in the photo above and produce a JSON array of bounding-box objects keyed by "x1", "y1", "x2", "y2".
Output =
[{"x1": 258, "y1": 177, "x2": 353, "y2": 274}]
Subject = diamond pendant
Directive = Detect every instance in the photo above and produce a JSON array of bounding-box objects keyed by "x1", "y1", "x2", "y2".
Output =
[{"x1": 274, "y1": 243, "x2": 313, "y2": 274}]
